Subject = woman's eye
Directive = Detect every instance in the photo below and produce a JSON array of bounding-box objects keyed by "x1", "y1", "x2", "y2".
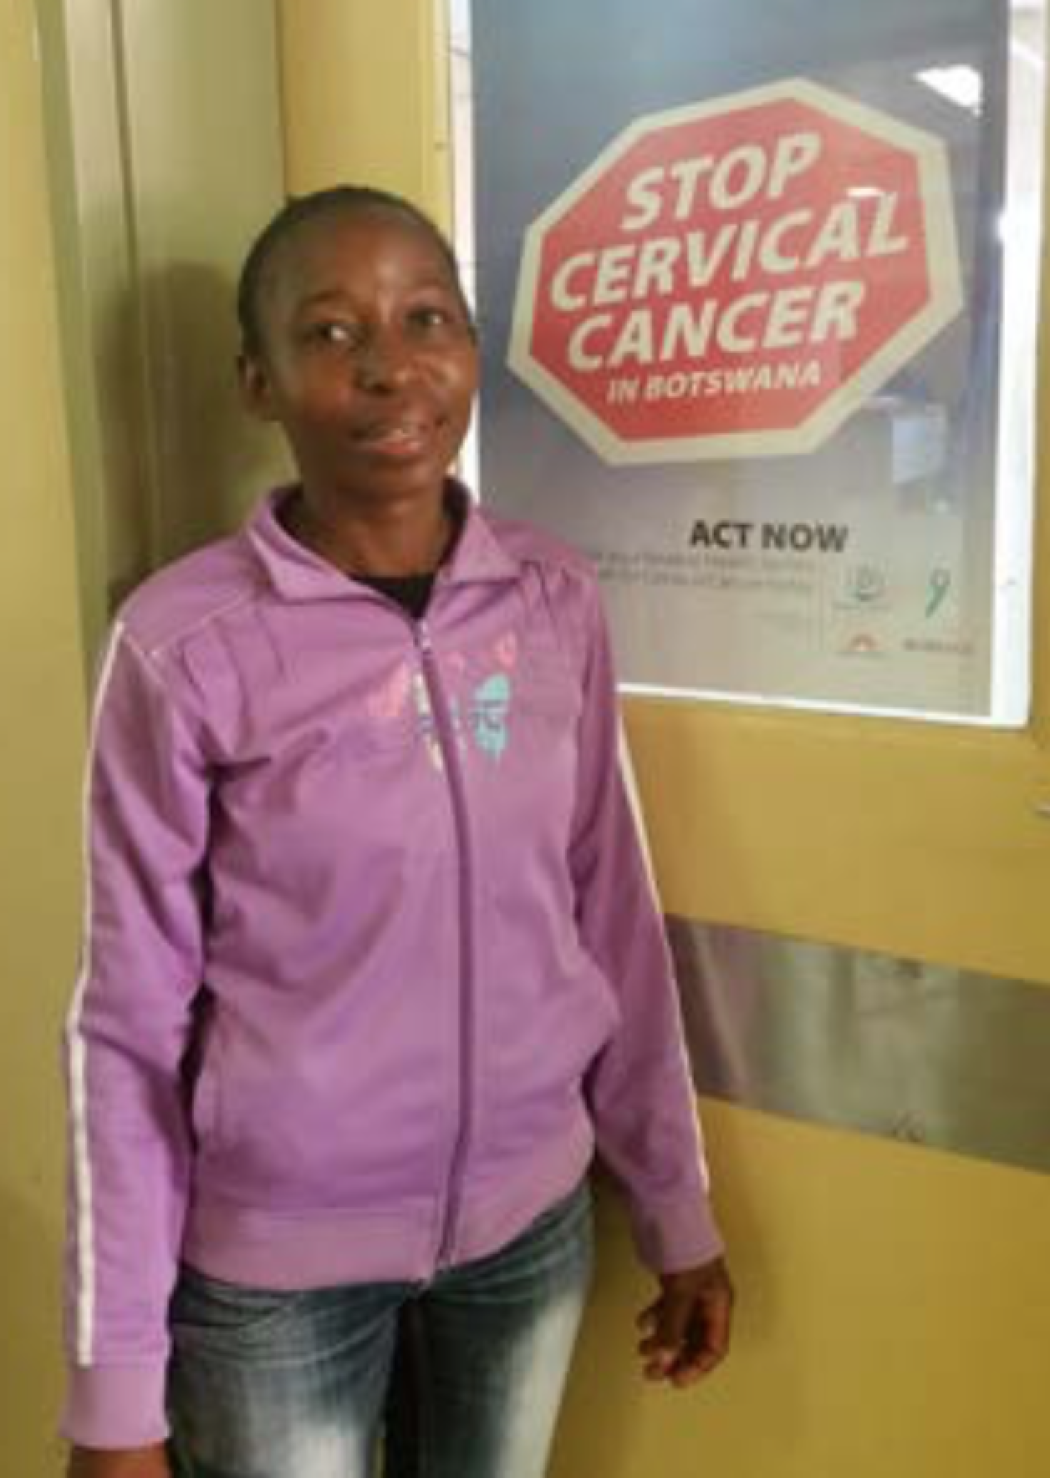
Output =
[
  {"x1": 309, "y1": 321, "x2": 359, "y2": 347},
  {"x1": 410, "y1": 305, "x2": 453, "y2": 330}
]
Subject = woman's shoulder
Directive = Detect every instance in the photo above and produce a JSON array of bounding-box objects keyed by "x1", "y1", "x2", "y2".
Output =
[
  {"x1": 475, "y1": 507, "x2": 607, "y2": 663},
  {"x1": 116, "y1": 530, "x2": 261, "y2": 662},
  {"x1": 479, "y1": 504, "x2": 597, "y2": 586}
]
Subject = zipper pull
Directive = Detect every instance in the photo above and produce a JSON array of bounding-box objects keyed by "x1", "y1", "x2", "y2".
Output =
[{"x1": 416, "y1": 618, "x2": 433, "y2": 654}]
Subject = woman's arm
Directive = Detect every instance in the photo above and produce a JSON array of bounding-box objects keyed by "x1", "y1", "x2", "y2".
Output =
[
  {"x1": 63, "y1": 623, "x2": 211, "y2": 1449},
  {"x1": 567, "y1": 575, "x2": 734, "y2": 1379}
]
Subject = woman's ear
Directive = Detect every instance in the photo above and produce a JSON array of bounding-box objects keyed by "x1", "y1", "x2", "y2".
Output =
[{"x1": 238, "y1": 351, "x2": 279, "y2": 423}]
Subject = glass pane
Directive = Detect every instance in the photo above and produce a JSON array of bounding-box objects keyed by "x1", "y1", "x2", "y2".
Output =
[{"x1": 452, "y1": 0, "x2": 1045, "y2": 725}]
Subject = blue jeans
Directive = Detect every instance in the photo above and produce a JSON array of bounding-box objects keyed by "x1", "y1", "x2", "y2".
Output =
[{"x1": 167, "y1": 1182, "x2": 593, "y2": 1478}]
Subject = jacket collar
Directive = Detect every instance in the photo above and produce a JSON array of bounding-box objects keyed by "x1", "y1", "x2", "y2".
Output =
[{"x1": 245, "y1": 480, "x2": 520, "y2": 603}]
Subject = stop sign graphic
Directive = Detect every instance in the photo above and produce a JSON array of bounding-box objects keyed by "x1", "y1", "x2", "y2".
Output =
[{"x1": 508, "y1": 79, "x2": 962, "y2": 463}]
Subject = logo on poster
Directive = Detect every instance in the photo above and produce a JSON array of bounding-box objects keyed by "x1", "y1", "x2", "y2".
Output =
[
  {"x1": 510, "y1": 79, "x2": 962, "y2": 464},
  {"x1": 924, "y1": 567, "x2": 953, "y2": 618},
  {"x1": 843, "y1": 563, "x2": 888, "y2": 606},
  {"x1": 840, "y1": 632, "x2": 883, "y2": 658}
]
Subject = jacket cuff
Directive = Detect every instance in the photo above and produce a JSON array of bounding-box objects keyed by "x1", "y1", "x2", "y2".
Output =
[
  {"x1": 61, "y1": 1362, "x2": 169, "y2": 1449},
  {"x1": 630, "y1": 1192, "x2": 725, "y2": 1273}
]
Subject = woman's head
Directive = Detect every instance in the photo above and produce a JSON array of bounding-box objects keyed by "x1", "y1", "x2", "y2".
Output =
[
  {"x1": 237, "y1": 185, "x2": 478, "y2": 509},
  {"x1": 236, "y1": 185, "x2": 471, "y2": 359}
]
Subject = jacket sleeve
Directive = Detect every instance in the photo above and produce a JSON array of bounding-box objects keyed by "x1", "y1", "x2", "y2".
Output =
[
  {"x1": 62, "y1": 621, "x2": 211, "y2": 1448},
  {"x1": 569, "y1": 576, "x2": 724, "y2": 1274}
]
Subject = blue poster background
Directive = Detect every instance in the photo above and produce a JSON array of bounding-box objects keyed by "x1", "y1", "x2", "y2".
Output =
[{"x1": 469, "y1": 0, "x2": 1010, "y2": 715}]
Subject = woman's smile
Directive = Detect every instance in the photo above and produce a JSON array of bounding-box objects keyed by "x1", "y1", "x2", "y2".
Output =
[{"x1": 350, "y1": 410, "x2": 446, "y2": 458}]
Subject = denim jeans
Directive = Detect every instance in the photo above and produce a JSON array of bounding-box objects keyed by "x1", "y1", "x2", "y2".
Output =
[{"x1": 167, "y1": 1181, "x2": 593, "y2": 1478}]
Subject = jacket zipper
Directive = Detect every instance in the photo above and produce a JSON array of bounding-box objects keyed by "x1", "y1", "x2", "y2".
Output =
[{"x1": 414, "y1": 616, "x2": 476, "y2": 1268}]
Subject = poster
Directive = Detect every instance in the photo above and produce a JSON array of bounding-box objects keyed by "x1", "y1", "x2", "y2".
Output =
[{"x1": 465, "y1": 0, "x2": 1043, "y2": 720}]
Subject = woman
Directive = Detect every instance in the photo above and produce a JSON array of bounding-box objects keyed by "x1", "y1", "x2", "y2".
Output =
[{"x1": 64, "y1": 185, "x2": 733, "y2": 1478}]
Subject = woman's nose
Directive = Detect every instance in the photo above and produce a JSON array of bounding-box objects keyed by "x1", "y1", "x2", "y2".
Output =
[{"x1": 354, "y1": 332, "x2": 416, "y2": 392}]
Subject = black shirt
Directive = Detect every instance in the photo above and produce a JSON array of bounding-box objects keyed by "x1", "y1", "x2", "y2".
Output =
[{"x1": 355, "y1": 572, "x2": 436, "y2": 620}]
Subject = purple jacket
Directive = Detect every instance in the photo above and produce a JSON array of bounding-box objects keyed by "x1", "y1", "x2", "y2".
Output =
[{"x1": 63, "y1": 487, "x2": 722, "y2": 1448}]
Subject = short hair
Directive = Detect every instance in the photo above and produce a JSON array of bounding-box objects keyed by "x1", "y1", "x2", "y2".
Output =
[{"x1": 236, "y1": 184, "x2": 470, "y2": 356}]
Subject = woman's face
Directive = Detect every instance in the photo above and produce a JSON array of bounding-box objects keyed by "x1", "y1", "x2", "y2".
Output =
[{"x1": 242, "y1": 208, "x2": 479, "y2": 510}]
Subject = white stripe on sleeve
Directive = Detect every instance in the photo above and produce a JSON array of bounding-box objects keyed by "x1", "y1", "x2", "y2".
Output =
[{"x1": 64, "y1": 621, "x2": 126, "y2": 1365}]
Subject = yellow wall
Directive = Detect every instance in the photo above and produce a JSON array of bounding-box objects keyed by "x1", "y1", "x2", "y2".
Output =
[
  {"x1": 627, "y1": 698, "x2": 1050, "y2": 983},
  {"x1": 279, "y1": 5, "x2": 1050, "y2": 1477},
  {"x1": 40, "y1": 0, "x2": 288, "y2": 668},
  {"x1": 278, "y1": 0, "x2": 452, "y2": 226},
  {"x1": 557, "y1": 1105, "x2": 1050, "y2": 1478},
  {"x1": 0, "y1": 4, "x2": 89, "y2": 1473}
]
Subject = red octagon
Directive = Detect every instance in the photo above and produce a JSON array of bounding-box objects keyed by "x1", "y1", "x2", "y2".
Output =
[{"x1": 509, "y1": 79, "x2": 962, "y2": 463}]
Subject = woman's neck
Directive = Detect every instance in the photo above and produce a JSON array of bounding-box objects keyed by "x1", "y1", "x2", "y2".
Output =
[{"x1": 283, "y1": 486, "x2": 455, "y2": 577}]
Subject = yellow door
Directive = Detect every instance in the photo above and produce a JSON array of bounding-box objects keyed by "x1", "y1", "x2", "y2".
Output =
[
  {"x1": 563, "y1": 608, "x2": 1050, "y2": 1478},
  {"x1": 282, "y1": 6, "x2": 1050, "y2": 1473}
]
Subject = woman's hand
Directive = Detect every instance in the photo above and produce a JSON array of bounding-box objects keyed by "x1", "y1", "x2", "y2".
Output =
[
  {"x1": 68, "y1": 1445, "x2": 172, "y2": 1478},
  {"x1": 636, "y1": 1256, "x2": 735, "y2": 1387}
]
